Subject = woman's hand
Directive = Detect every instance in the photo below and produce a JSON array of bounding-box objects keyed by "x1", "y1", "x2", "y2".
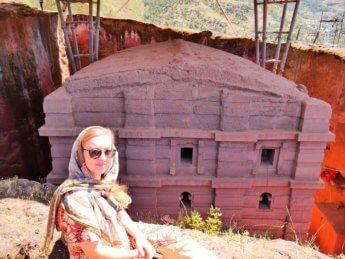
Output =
[{"x1": 135, "y1": 236, "x2": 156, "y2": 259}]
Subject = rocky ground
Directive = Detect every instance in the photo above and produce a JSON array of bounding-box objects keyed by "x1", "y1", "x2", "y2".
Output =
[{"x1": 0, "y1": 178, "x2": 339, "y2": 259}]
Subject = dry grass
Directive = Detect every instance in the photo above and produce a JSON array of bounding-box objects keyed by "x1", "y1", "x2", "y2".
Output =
[{"x1": 0, "y1": 177, "x2": 340, "y2": 258}]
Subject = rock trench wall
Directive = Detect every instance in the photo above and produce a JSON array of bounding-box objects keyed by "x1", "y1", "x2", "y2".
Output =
[
  {"x1": 0, "y1": 3, "x2": 68, "y2": 180},
  {"x1": 0, "y1": 3, "x2": 344, "y2": 185}
]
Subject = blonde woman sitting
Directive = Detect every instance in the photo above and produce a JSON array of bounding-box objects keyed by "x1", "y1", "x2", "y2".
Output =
[{"x1": 44, "y1": 126, "x2": 218, "y2": 259}]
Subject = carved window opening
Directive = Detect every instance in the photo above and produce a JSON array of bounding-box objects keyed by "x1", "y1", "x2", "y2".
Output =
[
  {"x1": 180, "y1": 192, "x2": 192, "y2": 210},
  {"x1": 259, "y1": 192, "x2": 272, "y2": 210},
  {"x1": 261, "y1": 149, "x2": 275, "y2": 165},
  {"x1": 180, "y1": 147, "x2": 193, "y2": 164}
]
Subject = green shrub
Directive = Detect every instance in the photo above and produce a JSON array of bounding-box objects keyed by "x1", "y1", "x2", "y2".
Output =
[
  {"x1": 180, "y1": 206, "x2": 223, "y2": 234},
  {"x1": 204, "y1": 206, "x2": 222, "y2": 234},
  {"x1": 181, "y1": 210, "x2": 205, "y2": 231}
]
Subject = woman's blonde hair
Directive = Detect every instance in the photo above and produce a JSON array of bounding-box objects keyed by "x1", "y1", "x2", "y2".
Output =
[{"x1": 77, "y1": 126, "x2": 132, "y2": 208}]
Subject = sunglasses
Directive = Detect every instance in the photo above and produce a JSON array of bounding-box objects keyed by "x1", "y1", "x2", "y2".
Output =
[{"x1": 82, "y1": 148, "x2": 116, "y2": 159}]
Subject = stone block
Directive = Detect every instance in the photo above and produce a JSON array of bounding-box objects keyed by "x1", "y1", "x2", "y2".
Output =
[
  {"x1": 220, "y1": 209, "x2": 243, "y2": 221},
  {"x1": 126, "y1": 159, "x2": 155, "y2": 176},
  {"x1": 45, "y1": 114, "x2": 74, "y2": 127},
  {"x1": 118, "y1": 129, "x2": 160, "y2": 139},
  {"x1": 126, "y1": 145, "x2": 155, "y2": 160},
  {"x1": 218, "y1": 149, "x2": 255, "y2": 162},
  {"x1": 301, "y1": 98, "x2": 332, "y2": 119},
  {"x1": 293, "y1": 163, "x2": 322, "y2": 180},
  {"x1": 217, "y1": 162, "x2": 252, "y2": 177},
  {"x1": 194, "y1": 101, "x2": 220, "y2": 115},
  {"x1": 299, "y1": 118, "x2": 330, "y2": 133},
  {"x1": 72, "y1": 97, "x2": 124, "y2": 112},
  {"x1": 51, "y1": 157, "x2": 69, "y2": 173},
  {"x1": 215, "y1": 132, "x2": 257, "y2": 142},
  {"x1": 194, "y1": 114, "x2": 220, "y2": 130},
  {"x1": 154, "y1": 84, "x2": 193, "y2": 100},
  {"x1": 155, "y1": 114, "x2": 193, "y2": 128},
  {"x1": 156, "y1": 146, "x2": 170, "y2": 159},
  {"x1": 43, "y1": 87, "x2": 72, "y2": 113},
  {"x1": 297, "y1": 150, "x2": 324, "y2": 163},
  {"x1": 250, "y1": 102, "x2": 286, "y2": 116},
  {"x1": 51, "y1": 143, "x2": 73, "y2": 158},
  {"x1": 49, "y1": 137, "x2": 75, "y2": 144},
  {"x1": 221, "y1": 116, "x2": 249, "y2": 131},
  {"x1": 215, "y1": 196, "x2": 245, "y2": 208},
  {"x1": 125, "y1": 114, "x2": 155, "y2": 128},
  {"x1": 298, "y1": 132, "x2": 335, "y2": 142},
  {"x1": 74, "y1": 112, "x2": 124, "y2": 127},
  {"x1": 127, "y1": 139, "x2": 156, "y2": 146},
  {"x1": 124, "y1": 87, "x2": 154, "y2": 100},
  {"x1": 154, "y1": 100, "x2": 193, "y2": 114},
  {"x1": 202, "y1": 160, "x2": 217, "y2": 176},
  {"x1": 153, "y1": 160, "x2": 168, "y2": 176},
  {"x1": 222, "y1": 102, "x2": 250, "y2": 116},
  {"x1": 242, "y1": 208, "x2": 287, "y2": 220},
  {"x1": 274, "y1": 116, "x2": 300, "y2": 130},
  {"x1": 125, "y1": 99, "x2": 154, "y2": 114},
  {"x1": 288, "y1": 209, "x2": 313, "y2": 223}
]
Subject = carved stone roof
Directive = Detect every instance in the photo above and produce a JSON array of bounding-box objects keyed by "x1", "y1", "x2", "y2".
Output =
[{"x1": 64, "y1": 39, "x2": 306, "y2": 101}]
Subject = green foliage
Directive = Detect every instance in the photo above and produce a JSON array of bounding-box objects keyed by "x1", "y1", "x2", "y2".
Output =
[
  {"x1": 180, "y1": 206, "x2": 223, "y2": 234},
  {"x1": 181, "y1": 210, "x2": 205, "y2": 231},
  {"x1": 204, "y1": 205, "x2": 222, "y2": 234}
]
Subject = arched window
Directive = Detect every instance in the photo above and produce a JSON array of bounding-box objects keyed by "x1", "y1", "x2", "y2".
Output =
[
  {"x1": 259, "y1": 192, "x2": 272, "y2": 210},
  {"x1": 180, "y1": 192, "x2": 192, "y2": 211}
]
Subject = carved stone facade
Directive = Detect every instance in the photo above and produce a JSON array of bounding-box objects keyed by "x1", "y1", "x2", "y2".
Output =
[{"x1": 39, "y1": 39, "x2": 334, "y2": 238}]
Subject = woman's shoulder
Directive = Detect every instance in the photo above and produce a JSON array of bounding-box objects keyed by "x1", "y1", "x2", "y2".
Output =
[{"x1": 62, "y1": 189, "x2": 96, "y2": 210}]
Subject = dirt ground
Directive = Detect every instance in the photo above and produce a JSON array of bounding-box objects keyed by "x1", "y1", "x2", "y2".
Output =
[
  {"x1": 0, "y1": 178, "x2": 337, "y2": 258},
  {"x1": 0, "y1": 197, "x2": 334, "y2": 259}
]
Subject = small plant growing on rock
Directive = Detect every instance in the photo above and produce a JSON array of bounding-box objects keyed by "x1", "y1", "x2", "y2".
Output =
[
  {"x1": 180, "y1": 206, "x2": 223, "y2": 234},
  {"x1": 180, "y1": 210, "x2": 205, "y2": 232},
  {"x1": 204, "y1": 206, "x2": 222, "y2": 234}
]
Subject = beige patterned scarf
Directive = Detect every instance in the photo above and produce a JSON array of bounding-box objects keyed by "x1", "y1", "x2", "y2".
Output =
[{"x1": 44, "y1": 126, "x2": 130, "y2": 250}]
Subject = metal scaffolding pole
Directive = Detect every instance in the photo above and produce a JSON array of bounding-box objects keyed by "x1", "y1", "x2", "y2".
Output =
[
  {"x1": 254, "y1": 1, "x2": 260, "y2": 65},
  {"x1": 273, "y1": 1, "x2": 287, "y2": 73},
  {"x1": 254, "y1": 0, "x2": 300, "y2": 75},
  {"x1": 54, "y1": 0, "x2": 102, "y2": 73},
  {"x1": 55, "y1": 0, "x2": 77, "y2": 73},
  {"x1": 95, "y1": 0, "x2": 101, "y2": 61},
  {"x1": 278, "y1": 0, "x2": 300, "y2": 75},
  {"x1": 88, "y1": 0, "x2": 94, "y2": 63},
  {"x1": 67, "y1": 1, "x2": 81, "y2": 70},
  {"x1": 337, "y1": 12, "x2": 345, "y2": 46},
  {"x1": 262, "y1": 0, "x2": 268, "y2": 68}
]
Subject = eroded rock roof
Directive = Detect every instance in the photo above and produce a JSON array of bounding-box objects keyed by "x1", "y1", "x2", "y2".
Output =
[{"x1": 64, "y1": 39, "x2": 306, "y2": 101}]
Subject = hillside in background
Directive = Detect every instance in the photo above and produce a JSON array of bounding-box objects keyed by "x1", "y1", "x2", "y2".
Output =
[{"x1": 9, "y1": 0, "x2": 345, "y2": 47}]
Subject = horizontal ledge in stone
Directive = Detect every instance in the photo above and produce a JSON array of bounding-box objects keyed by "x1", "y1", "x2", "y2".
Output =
[
  {"x1": 118, "y1": 128, "x2": 160, "y2": 139},
  {"x1": 215, "y1": 132, "x2": 258, "y2": 142},
  {"x1": 39, "y1": 126, "x2": 77, "y2": 136},
  {"x1": 120, "y1": 177, "x2": 162, "y2": 187},
  {"x1": 289, "y1": 180, "x2": 324, "y2": 189},
  {"x1": 160, "y1": 177, "x2": 211, "y2": 186},
  {"x1": 298, "y1": 132, "x2": 335, "y2": 142},
  {"x1": 212, "y1": 178, "x2": 253, "y2": 188}
]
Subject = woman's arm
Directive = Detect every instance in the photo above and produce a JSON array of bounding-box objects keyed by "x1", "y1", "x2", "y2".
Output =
[
  {"x1": 79, "y1": 240, "x2": 139, "y2": 259},
  {"x1": 117, "y1": 209, "x2": 156, "y2": 258}
]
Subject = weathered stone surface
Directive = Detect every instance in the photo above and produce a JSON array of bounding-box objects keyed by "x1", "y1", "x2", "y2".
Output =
[{"x1": 0, "y1": 3, "x2": 68, "y2": 180}]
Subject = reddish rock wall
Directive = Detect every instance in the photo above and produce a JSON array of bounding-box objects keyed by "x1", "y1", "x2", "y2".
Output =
[
  {"x1": 0, "y1": 3, "x2": 68, "y2": 180},
  {"x1": 1, "y1": 4, "x2": 344, "y2": 212},
  {"x1": 68, "y1": 15, "x2": 344, "y2": 176}
]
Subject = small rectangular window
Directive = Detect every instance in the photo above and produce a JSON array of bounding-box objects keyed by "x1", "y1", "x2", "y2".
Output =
[
  {"x1": 261, "y1": 149, "x2": 275, "y2": 165},
  {"x1": 180, "y1": 147, "x2": 193, "y2": 164}
]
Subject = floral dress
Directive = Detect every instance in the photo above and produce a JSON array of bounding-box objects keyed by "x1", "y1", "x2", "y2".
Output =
[{"x1": 56, "y1": 204, "x2": 183, "y2": 258}]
